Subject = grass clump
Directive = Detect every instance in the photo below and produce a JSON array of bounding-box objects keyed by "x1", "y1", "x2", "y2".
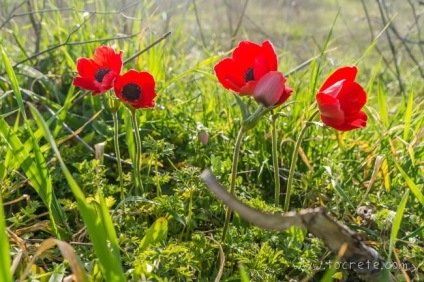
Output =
[{"x1": 1, "y1": 0, "x2": 423, "y2": 281}]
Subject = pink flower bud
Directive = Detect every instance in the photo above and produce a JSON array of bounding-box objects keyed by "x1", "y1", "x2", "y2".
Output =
[
  {"x1": 198, "y1": 131, "x2": 209, "y2": 145},
  {"x1": 253, "y1": 71, "x2": 293, "y2": 107}
]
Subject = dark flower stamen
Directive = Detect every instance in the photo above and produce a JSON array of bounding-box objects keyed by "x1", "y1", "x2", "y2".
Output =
[
  {"x1": 122, "y1": 83, "x2": 142, "y2": 102},
  {"x1": 94, "y1": 68, "x2": 111, "y2": 83},
  {"x1": 244, "y1": 68, "x2": 254, "y2": 82}
]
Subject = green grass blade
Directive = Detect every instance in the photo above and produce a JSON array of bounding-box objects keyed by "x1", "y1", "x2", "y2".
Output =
[
  {"x1": 138, "y1": 217, "x2": 168, "y2": 253},
  {"x1": 323, "y1": 166, "x2": 355, "y2": 210},
  {"x1": 1, "y1": 45, "x2": 68, "y2": 234},
  {"x1": 0, "y1": 193, "x2": 12, "y2": 282},
  {"x1": 123, "y1": 109, "x2": 136, "y2": 163},
  {"x1": 95, "y1": 190, "x2": 122, "y2": 256},
  {"x1": 394, "y1": 162, "x2": 424, "y2": 206},
  {"x1": 389, "y1": 190, "x2": 409, "y2": 253},
  {"x1": 383, "y1": 190, "x2": 409, "y2": 281},
  {"x1": 403, "y1": 89, "x2": 414, "y2": 141},
  {"x1": 0, "y1": 46, "x2": 67, "y2": 235},
  {"x1": 27, "y1": 103, "x2": 125, "y2": 281},
  {"x1": 239, "y1": 264, "x2": 250, "y2": 282},
  {"x1": 0, "y1": 45, "x2": 26, "y2": 119},
  {"x1": 0, "y1": 117, "x2": 67, "y2": 236},
  {"x1": 377, "y1": 81, "x2": 389, "y2": 128}
]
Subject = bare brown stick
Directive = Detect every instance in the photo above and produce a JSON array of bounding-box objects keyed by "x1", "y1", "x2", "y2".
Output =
[
  {"x1": 406, "y1": 0, "x2": 424, "y2": 57},
  {"x1": 201, "y1": 169, "x2": 396, "y2": 282},
  {"x1": 24, "y1": 238, "x2": 93, "y2": 246},
  {"x1": 0, "y1": 1, "x2": 149, "y2": 74},
  {"x1": 230, "y1": 0, "x2": 249, "y2": 49},
  {"x1": 124, "y1": 31, "x2": 172, "y2": 64},
  {"x1": 27, "y1": 0, "x2": 40, "y2": 54},
  {"x1": 285, "y1": 48, "x2": 337, "y2": 78},
  {"x1": 191, "y1": 0, "x2": 207, "y2": 47},
  {"x1": 381, "y1": 0, "x2": 424, "y2": 78},
  {"x1": 0, "y1": 1, "x2": 28, "y2": 30},
  {"x1": 359, "y1": 0, "x2": 394, "y2": 78},
  {"x1": 376, "y1": 0, "x2": 404, "y2": 95},
  {"x1": 0, "y1": 13, "x2": 93, "y2": 75}
]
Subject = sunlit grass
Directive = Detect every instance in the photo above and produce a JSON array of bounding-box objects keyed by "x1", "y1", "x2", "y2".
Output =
[{"x1": 0, "y1": 0, "x2": 423, "y2": 281}]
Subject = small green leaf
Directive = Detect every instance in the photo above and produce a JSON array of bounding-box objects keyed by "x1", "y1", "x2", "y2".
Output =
[
  {"x1": 394, "y1": 162, "x2": 423, "y2": 206},
  {"x1": 403, "y1": 89, "x2": 414, "y2": 141},
  {"x1": 138, "y1": 217, "x2": 168, "y2": 253},
  {"x1": 0, "y1": 194, "x2": 12, "y2": 282},
  {"x1": 323, "y1": 166, "x2": 355, "y2": 210},
  {"x1": 390, "y1": 190, "x2": 409, "y2": 253},
  {"x1": 239, "y1": 263, "x2": 250, "y2": 282},
  {"x1": 233, "y1": 92, "x2": 249, "y2": 121},
  {"x1": 377, "y1": 81, "x2": 389, "y2": 128}
]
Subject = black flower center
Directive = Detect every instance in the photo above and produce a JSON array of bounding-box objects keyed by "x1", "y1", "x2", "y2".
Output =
[
  {"x1": 94, "y1": 68, "x2": 111, "y2": 83},
  {"x1": 122, "y1": 83, "x2": 142, "y2": 102},
  {"x1": 244, "y1": 68, "x2": 255, "y2": 82}
]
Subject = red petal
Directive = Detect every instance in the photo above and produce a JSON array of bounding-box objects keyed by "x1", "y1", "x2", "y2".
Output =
[
  {"x1": 73, "y1": 77, "x2": 98, "y2": 91},
  {"x1": 214, "y1": 58, "x2": 245, "y2": 92},
  {"x1": 337, "y1": 81, "x2": 367, "y2": 115},
  {"x1": 76, "y1": 58, "x2": 98, "y2": 79},
  {"x1": 331, "y1": 110, "x2": 367, "y2": 131},
  {"x1": 253, "y1": 54, "x2": 272, "y2": 81},
  {"x1": 239, "y1": 81, "x2": 257, "y2": 96},
  {"x1": 133, "y1": 86, "x2": 156, "y2": 108},
  {"x1": 319, "y1": 66, "x2": 358, "y2": 92},
  {"x1": 275, "y1": 85, "x2": 293, "y2": 106},
  {"x1": 316, "y1": 93, "x2": 344, "y2": 126},
  {"x1": 93, "y1": 46, "x2": 123, "y2": 74},
  {"x1": 232, "y1": 41, "x2": 263, "y2": 70},
  {"x1": 137, "y1": 72, "x2": 156, "y2": 93},
  {"x1": 261, "y1": 41, "x2": 278, "y2": 71},
  {"x1": 98, "y1": 71, "x2": 117, "y2": 93},
  {"x1": 321, "y1": 80, "x2": 344, "y2": 98}
]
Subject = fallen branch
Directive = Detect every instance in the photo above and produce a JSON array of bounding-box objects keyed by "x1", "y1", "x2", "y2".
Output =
[{"x1": 201, "y1": 169, "x2": 396, "y2": 281}]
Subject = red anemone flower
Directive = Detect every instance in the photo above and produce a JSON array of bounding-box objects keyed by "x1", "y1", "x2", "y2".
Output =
[
  {"x1": 316, "y1": 66, "x2": 367, "y2": 131},
  {"x1": 73, "y1": 46, "x2": 123, "y2": 95},
  {"x1": 214, "y1": 40, "x2": 278, "y2": 95},
  {"x1": 114, "y1": 70, "x2": 156, "y2": 109},
  {"x1": 253, "y1": 71, "x2": 293, "y2": 107}
]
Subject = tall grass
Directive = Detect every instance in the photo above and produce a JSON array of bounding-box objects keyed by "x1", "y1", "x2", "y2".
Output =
[{"x1": 0, "y1": 0, "x2": 423, "y2": 280}]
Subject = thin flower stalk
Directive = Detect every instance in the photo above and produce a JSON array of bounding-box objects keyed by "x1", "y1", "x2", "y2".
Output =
[
  {"x1": 108, "y1": 93, "x2": 124, "y2": 200},
  {"x1": 271, "y1": 112, "x2": 281, "y2": 206},
  {"x1": 283, "y1": 109, "x2": 319, "y2": 212},
  {"x1": 130, "y1": 109, "x2": 144, "y2": 194},
  {"x1": 222, "y1": 126, "x2": 246, "y2": 240}
]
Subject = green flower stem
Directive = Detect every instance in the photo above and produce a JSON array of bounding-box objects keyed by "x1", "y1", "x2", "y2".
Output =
[
  {"x1": 108, "y1": 93, "x2": 124, "y2": 200},
  {"x1": 155, "y1": 159, "x2": 161, "y2": 197},
  {"x1": 271, "y1": 112, "x2": 281, "y2": 206},
  {"x1": 130, "y1": 109, "x2": 144, "y2": 195},
  {"x1": 222, "y1": 125, "x2": 246, "y2": 240},
  {"x1": 283, "y1": 109, "x2": 320, "y2": 212},
  {"x1": 112, "y1": 111, "x2": 124, "y2": 199}
]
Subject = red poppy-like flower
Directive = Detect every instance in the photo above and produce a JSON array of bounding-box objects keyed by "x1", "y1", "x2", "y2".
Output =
[
  {"x1": 214, "y1": 40, "x2": 278, "y2": 95},
  {"x1": 114, "y1": 70, "x2": 156, "y2": 109},
  {"x1": 73, "y1": 46, "x2": 123, "y2": 95},
  {"x1": 316, "y1": 66, "x2": 367, "y2": 131},
  {"x1": 253, "y1": 71, "x2": 293, "y2": 107}
]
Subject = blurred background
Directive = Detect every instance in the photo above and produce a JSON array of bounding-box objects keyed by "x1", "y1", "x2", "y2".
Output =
[{"x1": 2, "y1": 0, "x2": 424, "y2": 78}]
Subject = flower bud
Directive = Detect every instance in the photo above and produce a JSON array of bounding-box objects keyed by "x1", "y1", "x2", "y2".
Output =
[
  {"x1": 198, "y1": 131, "x2": 208, "y2": 145},
  {"x1": 253, "y1": 71, "x2": 293, "y2": 107}
]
